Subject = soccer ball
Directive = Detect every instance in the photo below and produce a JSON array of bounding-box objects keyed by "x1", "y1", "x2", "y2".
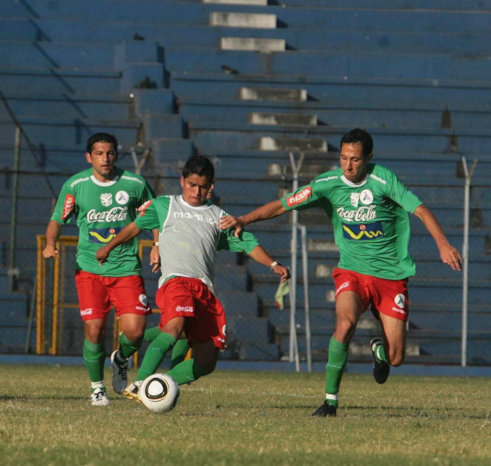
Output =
[{"x1": 139, "y1": 373, "x2": 180, "y2": 413}]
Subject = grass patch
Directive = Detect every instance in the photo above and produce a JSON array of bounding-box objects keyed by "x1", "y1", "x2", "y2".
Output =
[{"x1": 0, "y1": 366, "x2": 489, "y2": 465}]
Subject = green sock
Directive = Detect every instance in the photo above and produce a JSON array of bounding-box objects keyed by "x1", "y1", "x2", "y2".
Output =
[
  {"x1": 167, "y1": 358, "x2": 209, "y2": 385},
  {"x1": 143, "y1": 326, "x2": 161, "y2": 342},
  {"x1": 325, "y1": 337, "x2": 349, "y2": 406},
  {"x1": 374, "y1": 341, "x2": 388, "y2": 364},
  {"x1": 170, "y1": 339, "x2": 190, "y2": 369},
  {"x1": 119, "y1": 332, "x2": 142, "y2": 359},
  {"x1": 83, "y1": 339, "x2": 106, "y2": 383},
  {"x1": 136, "y1": 332, "x2": 176, "y2": 381}
]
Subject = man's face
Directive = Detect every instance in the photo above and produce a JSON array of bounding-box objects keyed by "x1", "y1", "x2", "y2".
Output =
[
  {"x1": 86, "y1": 142, "x2": 118, "y2": 181},
  {"x1": 339, "y1": 142, "x2": 372, "y2": 184},
  {"x1": 180, "y1": 174, "x2": 213, "y2": 207}
]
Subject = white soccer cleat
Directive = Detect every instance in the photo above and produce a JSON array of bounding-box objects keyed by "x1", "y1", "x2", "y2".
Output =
[{"x1": 91, "y1": 388, "x2": 110, "y2": 406}]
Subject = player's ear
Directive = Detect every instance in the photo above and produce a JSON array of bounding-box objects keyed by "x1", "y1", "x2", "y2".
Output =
[
  {"x1": 85, "y1": 152, "x2": 92, "y2": 164},
  {"x1": 366, "y1": 153, "x2": 373, "y2": 162},
  {"x1": 179, "y1": 175, "x2": 185, "y2": 188}
]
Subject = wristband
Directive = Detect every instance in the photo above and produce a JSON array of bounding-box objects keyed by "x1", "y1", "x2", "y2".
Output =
[
  {"x1": 153, "y1": 242, "x2": 159, "y2": 247},
  {"x1": 270, "y1": 261, "x2": 278, "y2": 269}
]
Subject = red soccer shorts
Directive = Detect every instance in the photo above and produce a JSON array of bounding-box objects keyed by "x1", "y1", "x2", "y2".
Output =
[
  {"x1": 75, "y1": 271, "x2": 152, "y2": 321},
  {"x1": 332, "y1": 268, "x2": 410, "y2": 321},
  {"x1": 155, "y1": 276, "x2": 226, "y2": 350}
]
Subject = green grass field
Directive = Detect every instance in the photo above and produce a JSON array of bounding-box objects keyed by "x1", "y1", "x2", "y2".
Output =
[{"x1": 0, "y1": 365, "x2": 489, "y2": 465}]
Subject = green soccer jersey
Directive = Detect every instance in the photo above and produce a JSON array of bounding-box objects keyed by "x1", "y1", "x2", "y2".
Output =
[
  {"x1": 135, "y1": 195, "x2": 259, "y2": 293},
  {"x1": 281, "y1": 163, "x2": 422, "y2": 280},
  {"x1": 51, "y1": 168, "x2": 155, "y2": 276}
]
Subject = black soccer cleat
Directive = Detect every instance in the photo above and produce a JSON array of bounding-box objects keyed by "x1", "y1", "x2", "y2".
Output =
[
  {"x1": 311, "y1": 400, "x2": 337, "y2": 417},
  {"x1": 371, "y1": 337, "x2": 390, "y2": 384}
]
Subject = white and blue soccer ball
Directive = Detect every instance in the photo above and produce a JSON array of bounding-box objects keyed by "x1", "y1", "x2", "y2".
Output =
[{"x1": 139, "y1": 373, "x2": 180, "y2": 413}]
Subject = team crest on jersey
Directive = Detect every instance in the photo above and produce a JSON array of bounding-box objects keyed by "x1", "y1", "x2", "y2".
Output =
[
  {"x1": 88, "y1": 227, "x2": 122, "y2": 244},
  {"x1": 286, "y1": 187, "x2": 312, "y2": 207},
  {"x1": 115, "y1": 190, "x2": 129, "y2": 205},
  {"x1": 350, "y1": 189, "x2": 373, "y2": 208},
  {"x1": 350, "y1": 193, "x2": 360, "y2": 207},
  {"x1": 100, "y1": 193, "x2": 112, "y2": 207},
  {"x1": 360, "y1": 189, "x2": 373, "y2": 205},
  {"x1": 342, "y1": 221, "x2": 384, "y2": 240}
]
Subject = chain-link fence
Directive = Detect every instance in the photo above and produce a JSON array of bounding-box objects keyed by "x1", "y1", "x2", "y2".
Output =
[{"x1": 0, "y1": 167, "x2": 489, "y2": 365}]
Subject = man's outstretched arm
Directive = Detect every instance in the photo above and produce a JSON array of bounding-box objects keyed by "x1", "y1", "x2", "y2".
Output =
[
  {"x1": 218, "y1": 200, "x2": 286, "y2": 237},
  {"x1": 96, "y1": 222, "x2": 142, "y2": 264},
  {"x1": 248, "y1": 245, "x2": 290, "y2": 282},
  {"x1": 413, "y1": 204, "x2": 462, "y2": 271}
]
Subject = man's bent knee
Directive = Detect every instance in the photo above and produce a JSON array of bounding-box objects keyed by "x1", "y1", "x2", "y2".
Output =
[
  {"x1": 333, "y1": 319, "x2": 357, "y2": 343},
  {"x1": 388, "y1": 348, "x2": 405, "y2": 367},
  {"x1": 193, "y1": 342, "x2": 218, "y2": 374}
]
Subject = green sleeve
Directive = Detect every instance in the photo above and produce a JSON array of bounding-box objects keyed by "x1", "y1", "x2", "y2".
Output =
[
  {"x1": 218, "y1": 229, "x2": 259, "y2": 254},
  {"x1": 387, "y1": 170, "x2": 422, "y2": 213},
  {"x1": 281, "y1": 182, "x2": 328, "y2": 212},
  {"x1": 50, "y1": 180, "x2": 77, "y2": 224},
  {"x1": 135, "y1": 197, "x2": 169, "y2": 231}
]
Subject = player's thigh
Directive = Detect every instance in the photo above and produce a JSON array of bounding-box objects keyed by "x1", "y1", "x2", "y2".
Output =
[
  {"x1": 160, "y1": 316, "x2": 186, "y2": 340},
  {"x1": 118, "y1": 313, "x2": 146, "y2": 341},
  {"x1": 334, "y1": 290, "x2": 365, "y2": 342},
  {"x1": 192, "y1": 341, "x2": 219, "y2": 374},
  {"x1": 379, "y1": 312, "x2": 406, "y2": 366}
]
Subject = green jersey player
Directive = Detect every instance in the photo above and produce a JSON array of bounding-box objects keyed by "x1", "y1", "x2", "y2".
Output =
[
  {"x1": 96, "y1": 156, "x2": 290, "y2": 399},
  {"x1": 218, "y1": 128, "x2": 462, "y2": 417},
  {"x1": 43, "y1": 132, "x2": 156, "y2": 406}
]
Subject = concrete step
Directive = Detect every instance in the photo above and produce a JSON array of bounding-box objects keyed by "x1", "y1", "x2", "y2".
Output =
[
  {"x1": 239, "y1": 87, "x2": 307, "y2": 102},
  {"x1": 171, "y1": 72, "x2": 491, "y2": 112},
  {"x1": 250, "y1": 112, "x2": 317, "y2": 126},
  {"x1": 205, "y1": 0, "x2": 267, "y2": 5},
  {"x1": 3, "y1": 18, "x2": 490, "y2": 55},
  {"x1": 210, "y1": 12, "x2": 277, "y2": 29},
  {"x1": 220, "y1": 37, "x2": 285, "y2": 52},
  {"x1": 259, "y1": 136, "x2": 327, "y2": 152},
  {"x1": 5, "y1": 1, "x2": 490, "y2": 34}
]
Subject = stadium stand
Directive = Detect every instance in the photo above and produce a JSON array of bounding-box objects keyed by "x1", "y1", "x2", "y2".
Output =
[{"x1": 0, "y1": 0, "x2": 489, "y2": 364}]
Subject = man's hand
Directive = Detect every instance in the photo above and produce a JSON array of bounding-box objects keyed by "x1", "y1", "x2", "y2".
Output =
[
  {"x1": 96, "y1": 246, "x2": 111, "y2": 265},
  {"x1": 42, "y1": 244, "x2": 58, "y2": 259},
  {"x1": 272, "y1": 263, "x2": 291, "y2": 282},
  {"x1": 218, "y1": 215, "x2": 244, "y2": 237},
  {"x1": 150, "y1": 246, "x2": 161, "y2": 273},
  {"x1": 439, "y1": 243, "x2": 462, "y2": 271}
]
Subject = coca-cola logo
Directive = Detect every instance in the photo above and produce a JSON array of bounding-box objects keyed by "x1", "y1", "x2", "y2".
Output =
[
  {"x1": 337, "y1": 205, "x2": 376, "y2": 222},
  {"x1": 286, "y1": 187, "x2": 312, "y2": 207},
  {"x1": 62, "y1": 194, "x2": 76, "y2": 220},
  {"x1": 86, "y1": 207, "x2": 128, "y2": 223}
]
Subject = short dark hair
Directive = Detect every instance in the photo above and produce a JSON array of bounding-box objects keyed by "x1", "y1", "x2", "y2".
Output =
[
  {"x1": 86, "y1": 133, "x2": 118, "y2": 154},
  {"x1": 182, "y1": 155, "x2": 215, "y2": 184},
  {"x1": 340, "y1": 128, "x2": 373, "y2": 158}
]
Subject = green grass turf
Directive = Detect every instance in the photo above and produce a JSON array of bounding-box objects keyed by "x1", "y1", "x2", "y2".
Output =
[{"x1": 0, "y1": 365, "x2": 489, "y2": 465}]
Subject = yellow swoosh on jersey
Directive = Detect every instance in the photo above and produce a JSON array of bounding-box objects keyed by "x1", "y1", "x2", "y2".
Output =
[
  {"x1": 342, "y1": 225, "x2": 384, "y2": 240},
  {"x1": 89, "y1": 231, "x2": 116, "y2": 243}
]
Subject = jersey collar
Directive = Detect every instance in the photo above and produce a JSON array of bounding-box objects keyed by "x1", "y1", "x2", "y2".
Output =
[
  {"x1": 178, "y1": 195, "x2": 212, "y2": 210},
  {"x1": 90, "y1": 174, "x2": 120, "y2": 187},
  {"x1": 340, "y1": 174, "x2": 369, "y2": 188}
]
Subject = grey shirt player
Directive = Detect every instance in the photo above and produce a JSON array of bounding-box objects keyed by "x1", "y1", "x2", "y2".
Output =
[{"x1": 135, "y1": 195, "x2": 260, "y2": 293}]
